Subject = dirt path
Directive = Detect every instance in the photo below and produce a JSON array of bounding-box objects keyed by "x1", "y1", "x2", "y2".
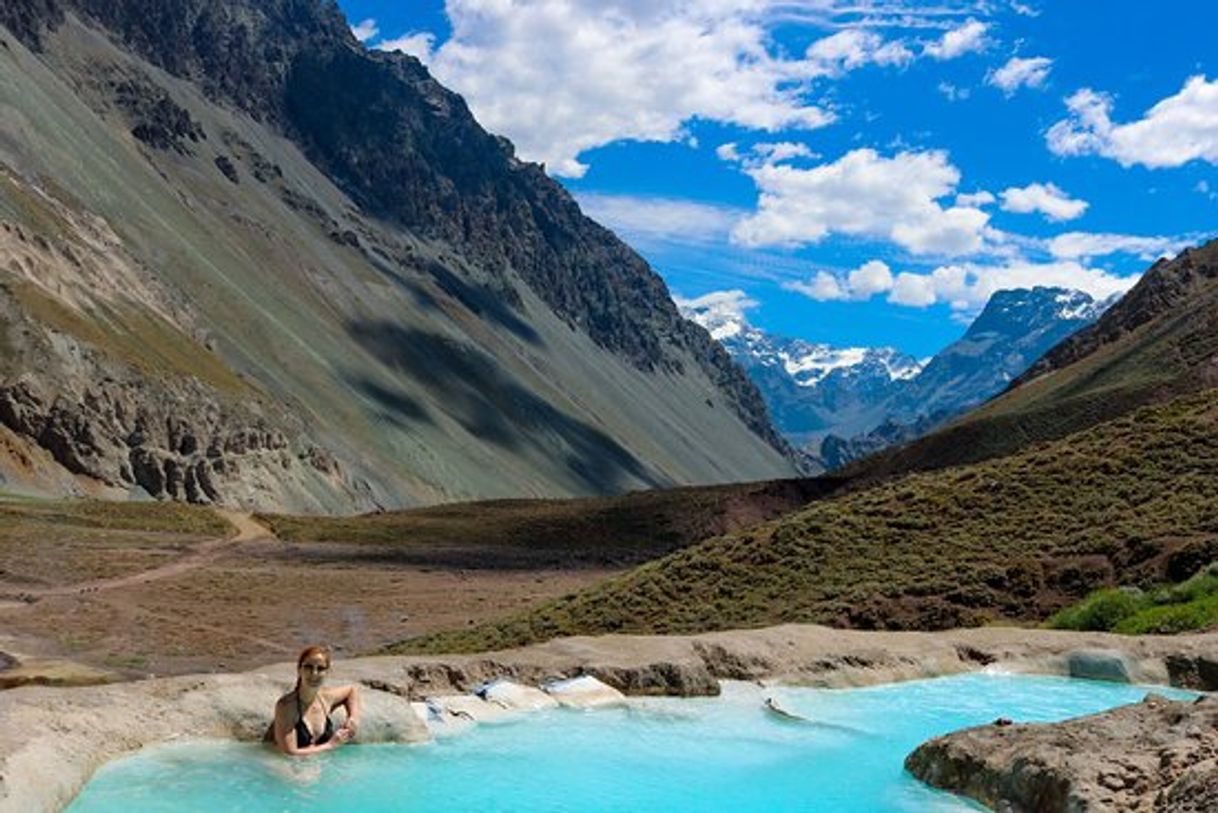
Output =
[{"x1": 0, "y1": 509, "x2": 273, "y2": 602}]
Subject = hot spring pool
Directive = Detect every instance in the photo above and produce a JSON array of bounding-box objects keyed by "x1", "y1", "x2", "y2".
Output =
[{"x1": 66, "y1": 673, "x2": 1198, "y2": 813}]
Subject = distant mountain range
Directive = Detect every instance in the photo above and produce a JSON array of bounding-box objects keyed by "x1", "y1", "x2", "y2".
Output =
[{"x1": 683, "y1": 286, "x2": 1117, "y2": 468}]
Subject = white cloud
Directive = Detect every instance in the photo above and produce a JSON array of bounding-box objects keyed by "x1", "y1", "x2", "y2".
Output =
[
  {"x1": 422, "y1": 1, "x2": 855, "y2": 177},
  {"x1": 987, "y1": 56, "x2": 1052, "y2": 95},
  {"x1": 719, "y1": 141, "x2": 816, "y2": 168},
  {"x1": 885, "y1": 260, "x2": 1137, "y2": 310},
  {"x1": 350, "y1": 18, "x2": 379, "y2": 43},
  {"x1": 673, "y1": 289, "x2": 758, "y2": 339},
  {"x1": 956, "y1": 190, "x2": 995, "y2": 207},
  {"x1": 924, "y1": 20, "x2": 990, "y2": 60},
  {"x1": 401, "y1": 1, "x2": 986, "y2": 178},
  {"x1": 1000, "y1": 182, "x2": 1088, "y2": 221},
  {"x1": 716, "y1": 142, "x2": 743, "y2": 163},
  {"x1": 782, "y1": 257, "x2": 1134, "y2": 311},
  {"x1": 938, "y1": 81, "x2": 971, "y2": 102},
  {"x1": 576, "y1": 194, "x2": 741, "y2": 244},
  {"x1": 753, "y1": 142, "x2": 816, "y2": 163},
  {"x1": 1047, "y1": 76, "x2": 1218, "y2": 168},
  {"x1": 784, "y1": 260, "x2": 894, "y2": 302},
  {"x1": 375, "y1": 31, "x2": 436, "y2": 64},
  {"x1": 785, "y1": 271, "x2": 847, "y2": 301},
  {"x1": 805, "y1": 29, "x2": 913, "y2": 76},
  {"x1": 732, "y1": 148, "x2": 991, "y2": 256},
  {"x1": 1010, "y1": 2, "x2": 1040, "y2": 16},
  {"x1": 848, "y1": 260, "x2": 895, "y2": 298},
  {"x1": 1046, "y1": 232, "x2": 1189, "y2": 261}
]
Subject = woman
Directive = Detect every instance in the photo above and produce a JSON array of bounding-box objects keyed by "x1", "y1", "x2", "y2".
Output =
[{"x1": 271, "y1": 645, "x2": 362, "y2": 756}]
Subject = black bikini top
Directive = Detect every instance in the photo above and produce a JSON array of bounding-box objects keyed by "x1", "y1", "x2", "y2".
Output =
[{"x1": 295, "y1": 693, "x2": 335, "y2": 748}]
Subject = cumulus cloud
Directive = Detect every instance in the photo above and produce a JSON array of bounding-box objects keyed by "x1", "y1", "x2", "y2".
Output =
[
  {"x1": 350, "y1": 18, "x2": 379, "y2": 43},
  {"x1": 999, "y1": 182, "x2": 1088, "y2": 221},
  {"x1": 805, "y1": 29, "x2": 914, "y2": 76},
  {"x1": 888, "y1": 260, "x2": 1135, "y2": 310},
  {"x1": 389, "y1": 1, "x2": 989, "y2": 177},
  {"x1": 786, "y1": 271, "x2": 847, "y2": 301},
  {"x1": 924, "y1": 20, "x2": 990, "y2": 60},
  {"x1": 731, "y1": 148, "x2": 991, "y2": 256},
  {"x1": 1046, "y1": 232, "x2": 1190, "y2": 261},
  {"x1": 956, "y1": 190, "x2": 996, "y2": 207},
  {"x1": 420, "y1": 1, "x2": 868, "y2": 177},
  {"x1": 783, "y1": 256, "x2": 1136, "y2": 311},
  {"x1": 576, "y1": 194, "x2": 741, "y2": 244},
  {"x1": 375, "y1": 31, "x2": 436, "y2": 64},
  {"x1": 785, "y1": 260, "x2": 895, "y2": 302},
  {"x1": 1047, "y1": 76, "x2": 1218, "y2": 168},
  {"x1": 987, "y1": 56, "x2": 1052, "y2": 95}
]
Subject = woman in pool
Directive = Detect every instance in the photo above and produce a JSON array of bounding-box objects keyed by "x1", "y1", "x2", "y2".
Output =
[{"x1": 271, "y1": 645, "x2": 363, "y2": 756}]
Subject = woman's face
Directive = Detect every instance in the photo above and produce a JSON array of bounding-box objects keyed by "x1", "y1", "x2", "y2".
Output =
[{"x1": 298, "y1": 655, "x2": 330, "y2": 689}]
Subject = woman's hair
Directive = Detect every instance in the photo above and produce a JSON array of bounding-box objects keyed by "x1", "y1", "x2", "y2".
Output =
[
  {"x1": 294, "y1": 645, "x2": 332, "y2": 690},
  {"x1": 297, "y1": 645, "x2": 332, "y2": 670}
]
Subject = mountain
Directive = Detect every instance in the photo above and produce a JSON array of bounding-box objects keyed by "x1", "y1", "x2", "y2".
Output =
[
  {"x1": 849, "y1": 238, "x2": 1215, "y2": 481},
  {"x1": 685, "y1": 286, "x2": 1112, "y2": 469},
  {"x1": 818, "y1": 286, "x2": 1114, "y2": 467},
  {"x1": 679, "y1": 300, "x2": 923, "y2": 445},
  {"x1": 0, "y1": 1, "x2": 798, "y2": 511}
]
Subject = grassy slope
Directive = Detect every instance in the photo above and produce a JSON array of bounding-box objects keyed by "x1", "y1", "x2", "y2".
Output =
[
  {"x1": 260, "y1": 477, "x2": 840, "y2": 570},
  {"x1": 0, "y1": 496, "x2": 231, "y2": 535},
  {"x1": 391, "y1": 389, "x2": 1218, "y2": 654}
]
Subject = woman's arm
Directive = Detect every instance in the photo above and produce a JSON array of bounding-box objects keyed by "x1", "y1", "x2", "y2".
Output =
[{"x1": 331, "y1": 684, "x2": 363, "y2": 736}]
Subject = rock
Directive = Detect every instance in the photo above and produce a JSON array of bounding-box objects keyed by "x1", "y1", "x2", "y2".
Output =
[
  {"x1": 907, "y1": 692, "x2": 1218, "y2": 813},
  {"x1": 542, "y1": 675, "x2": 625, "y2": 708},
  {"x1": 1066, "y1": 649, "x2": 1132, "y2": 683},
  {"x1": 475, "y1": 679, "x2": 558, "y2": 711}
]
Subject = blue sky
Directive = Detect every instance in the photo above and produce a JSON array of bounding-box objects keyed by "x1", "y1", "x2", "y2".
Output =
[{"x1": 337, "y1": 0, "x2": 1218, "y2": 357}]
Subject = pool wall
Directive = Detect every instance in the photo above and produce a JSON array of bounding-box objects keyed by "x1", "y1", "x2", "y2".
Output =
[{"x1": 4, "y1": 623, "x2": 1218, "y2": 813}]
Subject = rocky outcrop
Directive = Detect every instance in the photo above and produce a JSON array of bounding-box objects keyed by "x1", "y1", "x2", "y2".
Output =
[
  {"x1": 906, "y1": 693, "x2": 1218, "y2": 812},
  {"x1": 0, "y1": 371, "x2": 357, "y2": 508}
]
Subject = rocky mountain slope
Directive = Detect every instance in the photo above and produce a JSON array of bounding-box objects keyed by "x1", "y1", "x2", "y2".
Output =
[
  {"x1": 0, "y1": 0, "x2": 796, "y2": 511},
  {"x1": 685, "y1": 287, "x2": 1111, "y2": 469},
  {"x1": 850, "y1": 238, "x2": 1217, "y2": 481},
  {"x1": 819, "y1": 287, "x2": 1113, "y2": 467}
]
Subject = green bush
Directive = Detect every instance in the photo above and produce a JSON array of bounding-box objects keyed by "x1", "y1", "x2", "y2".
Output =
[
  {"x1": 1115, "y1": 594, "x2": 1218, "y2": 635},
  {"x1": 1047, "y1": 587, "x2": 1147, "y2": 631}
]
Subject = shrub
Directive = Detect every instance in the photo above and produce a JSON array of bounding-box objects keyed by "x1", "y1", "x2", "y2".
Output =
[{"x1": 1046, "y1": 587, "x2": 1146, "y2": 631}]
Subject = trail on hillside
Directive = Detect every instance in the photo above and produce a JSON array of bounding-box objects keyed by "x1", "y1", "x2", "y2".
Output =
[{"x1": 0, "y1": 509, "x2": 274, "y2": 603}]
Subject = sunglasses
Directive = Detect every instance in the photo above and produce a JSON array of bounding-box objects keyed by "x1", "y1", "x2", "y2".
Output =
[{"x1": 301, "y1": 663, "x2": 330, "y2": 673}]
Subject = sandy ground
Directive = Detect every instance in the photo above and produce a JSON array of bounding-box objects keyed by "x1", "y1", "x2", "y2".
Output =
[{"x1": 0, "y1": 510, "x2": 618, "y2": 679}]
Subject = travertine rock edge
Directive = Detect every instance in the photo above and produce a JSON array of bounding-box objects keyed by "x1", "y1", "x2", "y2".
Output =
[
  {"x1": 906, "y1": 693, "x2": 1218, "y2": 812},
  {"x1": 3, "y1": 624, "x2": 1216, "y2": 813}
]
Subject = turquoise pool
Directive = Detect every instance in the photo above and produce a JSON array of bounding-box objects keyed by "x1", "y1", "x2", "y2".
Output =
[{"x1": 67, "y1": 673, "x2": 1197, "y2": 812}]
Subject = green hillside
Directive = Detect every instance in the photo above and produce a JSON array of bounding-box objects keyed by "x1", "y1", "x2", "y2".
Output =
[{"x1": 392, "y1": 388, "x2": 1218, "y2": 654}]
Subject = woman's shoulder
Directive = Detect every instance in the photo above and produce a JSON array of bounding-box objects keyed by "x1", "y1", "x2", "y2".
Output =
[{"x1": 274, "y1": 690, "x2": 297, "y2": 711}]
